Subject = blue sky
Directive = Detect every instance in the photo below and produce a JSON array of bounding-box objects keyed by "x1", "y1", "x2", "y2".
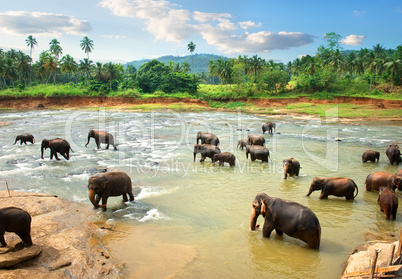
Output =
[{"x1": 1, "y1": 0, "x2": 401, "y2": 64}]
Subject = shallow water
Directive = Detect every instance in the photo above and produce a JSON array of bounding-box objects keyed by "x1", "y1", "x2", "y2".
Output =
[{"x1": 0, "y1": 109, "x2": 401, "y2": 278}]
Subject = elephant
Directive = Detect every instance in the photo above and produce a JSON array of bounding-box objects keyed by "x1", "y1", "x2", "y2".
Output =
[
  {"x1": 306, "y1": 177, "x2": 358, "y2": 200},
  {"x1": 0, "y1": 207, "x2": 32, "y2": 247},
  {"x1": 41, "y1": 138, "x2": 73, "y2": 160},
  {"x1": 246, "y1": 145, "x2": 269, "y2": 163},
  {"x1": 283, "y1": 158, "x2": 300, "y2": 180},
  {"x1": 213, "y1": 152, "x2": 235, "y2": 167},
  {"x1": 250, "y1": 193, "x2": 321, "y2": 249},
  {"x1": 88, "y1": 171, "x2": 134, "y2": 211},
  {"x1": 362, "y1": 150, "x2": 380, "y2": 163},
  {"x1": 193, "y1": 144, "x2": 221, "y2": 163},
  {"x1": 237, "y1": 139, "x2": 248, "y2": 150},
  {"x1": 365, "y1": 171, "x2": 402, "y2": 192},
  {"x1": 14, "y1": 133, "x2": 34, "y2": 145},
  {"x1": 386, "y1": 144, "x2": 401, "y2": 165},
  {"x1": 377, "y1": 187, "x2": 398, "y2": 220},
  {"x1": 262, "y1": 122, "x2": 276, "y2": 134},
  {"x1": 196, "y1": 132, "x2": 220, "y2": 146},
  {"x1": 247, "y1": 134, "x2": 265, "y2": 146},
  {"x1": 86, "y1": 129, "x2": 117, "y2": 150}
]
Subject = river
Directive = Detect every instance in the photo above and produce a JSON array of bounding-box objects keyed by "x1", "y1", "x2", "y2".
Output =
[{"x1": 0, "y1": 108, "x2": 401, "y2": 278}]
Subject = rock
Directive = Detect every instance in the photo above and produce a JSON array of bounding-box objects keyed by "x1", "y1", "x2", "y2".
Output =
[
  {"x1": 48, "y1": 256, "x2": 71, "y2": 271},
  {"x1": 0, "y1": 244, "x2": 41, "y2": 268}
]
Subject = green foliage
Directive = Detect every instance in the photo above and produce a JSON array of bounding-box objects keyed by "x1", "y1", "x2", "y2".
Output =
[{"x1": 208, "y1": 101, "x2": 246, "y2": 110}]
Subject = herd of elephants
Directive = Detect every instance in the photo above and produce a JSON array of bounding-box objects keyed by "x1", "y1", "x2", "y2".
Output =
[{"x1": 1, "y1": 121, "x2": 402, "y2": 252}]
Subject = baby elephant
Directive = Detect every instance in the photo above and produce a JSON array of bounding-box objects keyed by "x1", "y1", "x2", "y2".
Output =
[
  {"x1": 14, "y1": 133, "x2": 35, "y2": 145},
  {"x1": 378, "y1": 187, "x2": 398, "y2": 220},
  {"x1": 362, "y1": 150, "x2": 380, "y2": 163},
  {"x1": 86, "y1": 129, "x2": 117, "y2": 150},
  {"x1": 306, "y1": 177, "x2": 358, "y2": 200},
  {"x1": 213, "y1": 152, "x2": 236, "y2": 167},
  {"x1": 237, "y1": 139, "x2": 248, "y2": 150},
  {"x1": 0, "y1": 207, "x2": 33, "y2": 247},
  {"x1": 283, "y1": 158, "x2": 300, "y2": 180}
]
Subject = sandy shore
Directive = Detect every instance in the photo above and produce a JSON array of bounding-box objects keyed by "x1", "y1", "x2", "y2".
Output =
[{"x1": 0, "y1": 190, "x2": 126, "y2": 278}]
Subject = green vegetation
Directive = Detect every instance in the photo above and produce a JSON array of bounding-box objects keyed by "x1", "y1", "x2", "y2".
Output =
[{"x1": 1, "y1": 32, "x2": 401, "y2": 105}]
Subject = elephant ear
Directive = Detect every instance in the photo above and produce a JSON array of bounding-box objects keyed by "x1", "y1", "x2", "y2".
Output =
[
  {"x1": 260, "y1": 200, "x2": 267, "y2": 217},
  {"x1": 101, "y1": 180, "x2": 108, "y2": 189}
]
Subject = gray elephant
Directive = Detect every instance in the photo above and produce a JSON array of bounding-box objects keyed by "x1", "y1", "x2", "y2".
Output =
[
  {"x1": 262, "y1": 122, "x2": 276, "y2": 134},
  {"x1": 213, "y1": 152, "x2": 235, "y2": 167},
  {"x1": 196, "y1": 132, "x2": 220, "y2": 146},
  {"x1": 237, "y1": 139, "x2": 248, "y2": 150},
  {"x1": 306, "y1": 177, "x2": 358, "y2": 200},
  {"x1": 14, "y1": 133, "x2": 34, "y2": 145},
  {"x1": 246, "y1": 145, "x2": 269, "y2": 162},
  {"x1": 386, "y1": 144, "x2": 401, "y2": 165},
  {"x1": 250, "y1": 193, "x2": 321, "y2": 249},
  {"x1": 0, "y1": 207, "x2": 32, "y2": 247},
  {"x1": 362, "y1": 150, "x2": 380, "y2": 163},
  {"x1": 378, "y1": 187, "x2": 398, "y2": 220},
  {"x1": 193, "y1": 144, "x2": 221, "y2": 162},
  {"x1": 247, "y1": 134, "x2": 265, "y2": 146},
  {"x1": 86, "y1": 129, "x2": 117, "y2": 150},
  {"x1": 88, "y1": 171, "x2": 134, "y2": 211},
  {"x1": 283, "y1": 158, "x2": 300, "y2": 180},
  {"x1": 41, "y1": 138, "x2": 73, "y2": 160}
]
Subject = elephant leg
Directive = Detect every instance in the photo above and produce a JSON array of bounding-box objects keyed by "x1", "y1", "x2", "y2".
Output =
[
  {"x1": 275, "y1": 229, "x2": 283, "y2": 235},
  {"x1": 319, "y1": 192, "x2": 328, "y2": 199},
  {"x1": 128, "y1": 192, "x2": 134, "y2": 201},
  {"x1": 54, "y1": 151, "x2": 60, "y2": 160},
  {"x1": 101, "y1": 196, "x2": 108, "y2": 211},
  {"x1": 113, "y1": 144, "x2": 117, "y2": 151},
  {"x1": 200, "y1": 155, "x2": 206, "y2": 162},
  {"x1": 61, "y1": 152, "x2": 69, "y2": 160},
  {"x1": 106, "y1": 143, "x2": 110, "y2": 149},
  {"x1": 262, "y1": 222, "x2": 275, "y2": 238},
  {"x1": 219, "y1": 160, "x2": 224, "y2": 166},
  {"x1": 122, "y1": 193, "x2": 128, "y2": 202},
  {"x1": 95, "y1": 139, "x2": 101, "y2": 149}
]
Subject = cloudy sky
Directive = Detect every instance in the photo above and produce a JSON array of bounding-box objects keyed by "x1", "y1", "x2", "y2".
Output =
[{"x1": 1, "y1": 0, "x2": 401, "y2": 64}]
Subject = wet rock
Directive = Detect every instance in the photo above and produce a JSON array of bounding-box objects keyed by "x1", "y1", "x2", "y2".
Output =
[
  {"x1": 37, "y1": 104, "x2": 44, "y2": 108},
  {"x1": 0, "y1": 244, "x2": 41, "y2": 268},
  {"x1": 48, "y1": 255, "x2": 71, "y2": 271}
]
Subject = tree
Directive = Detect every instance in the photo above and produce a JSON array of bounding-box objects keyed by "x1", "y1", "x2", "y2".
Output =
[
  {"x1": 187, "y1": 41, "x2": 196, "y2": 72},
  {"x1": 248, "y1": 55, "x2": 264, "y2": 78},
  {"x1": 25, "y1": 35, "x2": 37, "y2": 61},
  {"x1": 80, "y1": 36, "x2": 94, "y2": 59},
  {"x1": 104, "y1": 62, "x2": 121, "y2": 90},
  {"x1": 208, "y1": 60, "x2": 217, "y2": 84},
  {"x1": 60, "y1": 54, "x2": 78, "y2": 83},
  {"x1": 324, "y1": 32, "x2": 342, "y2": 51},
  {"x1": 79, "y1": 58, "x2": 93, "y2": 83},
  {"x1": 42, "y1": 52, "x2": 59, "y2": 84},
  {"x1": 49, "y1": 39, "x2": 62, "y2": 58},
  {"x1": 384, "y1": 52, "x2": 402, "y2": 92}
]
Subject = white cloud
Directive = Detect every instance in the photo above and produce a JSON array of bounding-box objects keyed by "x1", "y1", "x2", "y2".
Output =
[
  {"x1": 100, "y1": 0, "x2": 315, "y2": 53},
  {"x1": 102, "y1": 34, "x2": 126, "y2": 40},
  {"x1": 239, "y1": 21, "x2": 262, "y2": 30},
  {"x1": 353, "y1": 10, "x2": 366, "y2": 17},
  {"x1": 340, "y1": 34, "x2": 366, "y2": 46},
  {"x1": 0, "y1": 11, "x2": 91, "y2": 37}
]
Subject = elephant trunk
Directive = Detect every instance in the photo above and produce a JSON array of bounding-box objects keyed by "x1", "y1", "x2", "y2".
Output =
[
  {"x1": 193, "y1": 152, "x2": 197, "y2": 162},
  {"x1": 306, "y1": 187, "x2": 314, "y2": 197},
  {"x1": 41, "y1": 146, "x2": 44, "y2": 159},
  {"x1": 88, "y1": 189, "x2": 98, "y2": 208},
  {"x1": 85, "y1": 136, "x2": 91, "y2": 147},
  {"x1": 283, "y1": 165, "x2": 289, "y2": 180},
  {"x1": 250, "y1": 208, "x2": 259, "y2": 231}
]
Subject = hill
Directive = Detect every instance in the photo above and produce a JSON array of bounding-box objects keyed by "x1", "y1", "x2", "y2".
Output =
[{"x1": 125, "y1": 53, "x2": 229, "y2": 74}]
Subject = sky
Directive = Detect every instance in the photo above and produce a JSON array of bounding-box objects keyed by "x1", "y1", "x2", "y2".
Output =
[{"x1": 1, "y1": 0, "x2": 401, "y2": 65}]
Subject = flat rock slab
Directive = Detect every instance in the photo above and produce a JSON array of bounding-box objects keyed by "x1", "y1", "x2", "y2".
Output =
[{"x1": 0, "y1": 244, "x2": 41, "y2": 268}]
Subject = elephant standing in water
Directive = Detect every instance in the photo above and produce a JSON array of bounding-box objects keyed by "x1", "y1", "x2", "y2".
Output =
[
  {"x1": 86, "y1": 129, "x2": 117, "y2": 150},
  {"x1": 196, "y1": 132, "x2": 220, "y2": 146},
  {"x1": 41, "y1": 138, "x2": 73, "y2": 160},
  {"x1": 250, "y1": 193, "x2": 321, "y2": 249},
  {"x1": 306, "y1": 177, "x2": 358, "y2": 200},
  {"x1": 283, "y1": 158, "x2": 300, "y2": 180},
  {"x1": 247, "y1": 134, "x2": 265, "y2": 146},
  {"x1": 262, "y1": 122, "x2": 276, "y2": 134},
  {"x1": 14, "y1": 133, "x2": 34, "y2": 145},
  {"x1": 237, "y1": 139, "x2": 248, "y2": 150},
  {"x1": 193, "y1": 144, "x2": 221, "y2": 162},
  {"x1": 213, "y1": 152, "x2": 236, "y2": 167},
  {"x1": 0, "y1": 207, "x2": 32, "y2": 247},
  {"x1": 378, "y1": 187, "x2": 398, "y2": 220},
  {"x1": 88, "y1": 172, "x2": 134, "y2": 211},
  {"x1": 365, "y1": 172, "x2": 402, "y2": 191},
  {"x1": 362, "y1": 150, "x2": 380, "y2": 163},
  {"x1": 386, "y1": 144, "x2": 401, "y2": 165},
  {"x1": 246, "y1": 145, "x2": 269, "y2": 162}
]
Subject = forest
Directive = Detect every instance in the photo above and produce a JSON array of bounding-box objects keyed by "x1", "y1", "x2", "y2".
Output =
[{"x1": 0, "y1": 33, "x2": 401, "y2": 100}]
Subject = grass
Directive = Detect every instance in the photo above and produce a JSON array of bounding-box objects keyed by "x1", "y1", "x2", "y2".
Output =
[{"x1": 123, "y1": 103, "x2": 212, "y2": 112}]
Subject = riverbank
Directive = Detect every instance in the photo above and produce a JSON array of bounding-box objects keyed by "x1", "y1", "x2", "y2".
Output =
[
  {"x1": 1, "y1": 96, "x2": 402, "y2": 120},
  {"x1": 0, "y1": 190, "x2": 125, "y2": 278}
]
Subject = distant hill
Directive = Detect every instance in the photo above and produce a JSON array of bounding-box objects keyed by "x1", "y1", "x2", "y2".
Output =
[{"x1": 125, "y1": 53, "x2": 229, "y2": 74}]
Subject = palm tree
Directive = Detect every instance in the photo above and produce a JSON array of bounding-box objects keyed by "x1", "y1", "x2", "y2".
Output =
[
  {"x1": 80, "y1": 36, "x2": 94, "y2": 59},
  {"x1": 364, "y1": 51, "x2": 376, "y2": 93},
  {"x1": 3, "y1": 58, "x2": 18, "y2": 88},
  {"x1": 15, "y1": 51, "x2": 31, "y2": 85},
  {"x1": 93, "y1": 62, "x2": 103, "y2": 81},
  {"x1": 182, "y1": 62, "x2": 191, "y2": 74},
  {"x1": 49, "y1": 39, "x2": 63, "y2": 59},
  {"x1": 187, "y1": 41, "x2": 196, "y2": 72},
  {"x1": 208, "y1": 60, "x2": 216, "y2": 84},
  {"x1": 248, "y1": 55, "x2": 264, "y2": 78},
  {"x1": 60, "y1": 54, "x2": 78, "y2": 83},
  {"x1": 25, "y1": 35, "x2": 37, "y2": 61},
  {"x1": 43, "y1": 53, "x2": 59, "y2": 84},
  {"x1": 384, "y1": 52, "x2": 402, "y2": 92},
  {"x1": 104, "y1": 62, "x2": 121, "y2": 90},
  {"x1": 345, "y1": 51, "x2": 357, "y2": 76},
  {"x1": 79, "y1": 58, "x2": 93, "y2": 83},
  {"x1": 216, "y1": 59, "x2": 233, "y2": 91}
]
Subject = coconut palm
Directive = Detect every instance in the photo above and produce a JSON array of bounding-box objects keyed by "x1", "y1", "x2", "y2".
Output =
[
  {"x1": 43, "y1": 53, "x2": 59, "y2": 84},
  {"x1": 79, "y1": 58, "x2": 93, "y2": 83},
  {"x1": 208, "y1": 60, "x2": 217, "y2": 84},
  {"x1": 384, "y1": 52, "x2": 402, "y2": 92},
  {"x1": 104, "y1": 62, "x2": 121, "y2": 90},
  {"x1": 49, "y1": 39, "x2": 63, "y2": 58},
  {"x1": 25, "y1": 35, "x2": 37, "y2": 61},
  {"x1": 60, "y1": 54, "x2": 78, "y2": 83},
  {"x1": 80, "y1": 36, "x2": 94, "y2": 59},
  {"x1": 248, "y1": 55, "x2": 264, "y2": 77},
  {"x1": 187, "y1": 41, "x2": 196, "y2": 73},
  {"x1": 93, "y1": 62, "x2": 104, "y2": 81},
  {"x1": 15, "y1": 51, "x2": 31, "y2": 85}
]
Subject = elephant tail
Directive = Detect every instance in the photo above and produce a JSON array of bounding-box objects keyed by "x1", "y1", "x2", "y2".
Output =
[
  {"x1": 352, "y1": 181, "x2": 359, "y2": 198},
  {"x1": 70, "y1": 147, "x2": 75, "y2": 153}
]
